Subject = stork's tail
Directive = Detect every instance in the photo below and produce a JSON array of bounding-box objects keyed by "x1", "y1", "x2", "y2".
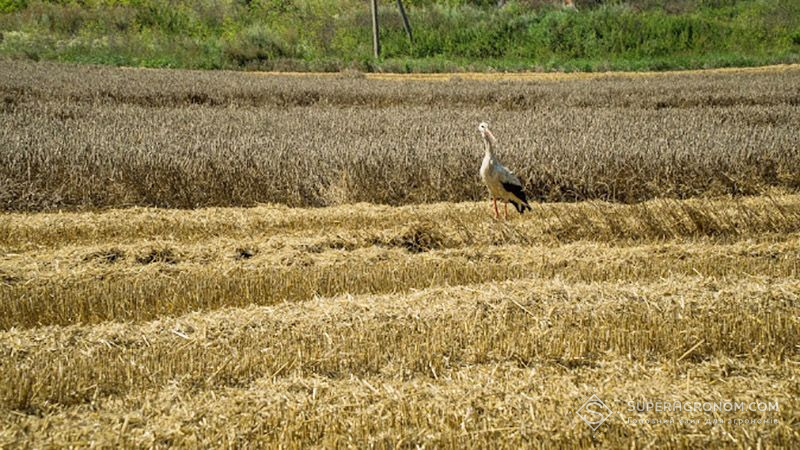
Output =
[
  {"x1": 501, "y1": 182, "x2": 532, "y2": 215},
  {"x1": 513, "y1": 201, "x2": 532, "y2": 214}
]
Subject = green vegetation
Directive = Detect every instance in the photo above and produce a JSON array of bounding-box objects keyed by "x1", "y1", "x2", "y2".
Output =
[{"x1": 0, "y1": 0, "x2": 798, "y2": 72}]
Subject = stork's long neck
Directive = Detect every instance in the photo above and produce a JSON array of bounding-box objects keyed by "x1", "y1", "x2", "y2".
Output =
[{"x1": 483, "y1": 136, "x2": 496, "y2": 160}]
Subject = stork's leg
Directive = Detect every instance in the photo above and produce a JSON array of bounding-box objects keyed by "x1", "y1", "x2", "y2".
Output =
[
  {"x1": 493, "y1": 198, "x2": 500, "y2": 219},
  {"x1": 504, "y1": 202, "x2": 508, "y2": 220}
]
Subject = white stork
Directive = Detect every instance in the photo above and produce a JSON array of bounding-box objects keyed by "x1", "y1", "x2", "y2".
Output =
[{"x1": 478, "y1": 122, "x2": 532, "y2": 219}]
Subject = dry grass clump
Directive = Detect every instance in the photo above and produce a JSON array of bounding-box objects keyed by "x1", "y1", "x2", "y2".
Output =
[
  {"x1": 0, "y1": 269, "x2": 19, "y2": 286},
  {"x1": 1, "y1": 61, "x2": 799, "y2": 210},
  {"x1": 382, "y1": 220, "x2": 451, "y2": 253},
  {"x1": 234, "y1": 246, "x2": 257, "y2": 260},
  {"x1": 135, "y1": 246, "x2": 179, "y2": 265},
  {"x1": 82, "y1": 247, "x2": 126, "y2": 264}
]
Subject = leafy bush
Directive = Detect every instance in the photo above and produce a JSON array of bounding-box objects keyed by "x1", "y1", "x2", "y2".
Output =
[
  {"x1": 223, "y1": 23, "x2": 298, "y2": 66},
  {"x1": 0, "y1": 0, "x2": 26, "y2": 14}
]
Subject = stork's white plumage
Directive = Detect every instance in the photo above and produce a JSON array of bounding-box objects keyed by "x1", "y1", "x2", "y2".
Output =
[{"x1": 478, "y1": 122, "x2": 531, "y2": 219}]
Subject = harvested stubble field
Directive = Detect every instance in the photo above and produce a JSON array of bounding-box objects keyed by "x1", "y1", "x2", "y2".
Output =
[{"x1": 1, "y1": 62, "x2": 800, "y2": 448}]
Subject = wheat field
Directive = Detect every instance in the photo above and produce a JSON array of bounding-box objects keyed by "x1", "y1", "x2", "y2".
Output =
[
  {"x1": 1, "y1": 62, "x2": 799, "y2": 448},
  {"x1": 2, "y1": 61, "x2": 800, "y2": 210}
]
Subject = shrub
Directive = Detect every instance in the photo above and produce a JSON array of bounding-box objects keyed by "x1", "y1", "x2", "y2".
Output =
[{"x1": 223, "y1": 23, "x2": 298, "y2": 66}]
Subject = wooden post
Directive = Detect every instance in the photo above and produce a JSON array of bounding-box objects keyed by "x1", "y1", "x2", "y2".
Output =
[
  {"x1": 371, "y1": 0, "x2": 380, "y2": 59},
  {"x1": 397, "y1": 0, "x2": 413, "y2": 44}
]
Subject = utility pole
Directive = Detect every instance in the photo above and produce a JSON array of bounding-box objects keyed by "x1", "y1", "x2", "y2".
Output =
[
  {"x1": 370, "y1": 1, "x2": 414, "y2": 58},
  {"x1": 397, "y1": 0, "x2": 413, "y2": 44},
  {"x1": 371, "y1": 0, "x2": 380, "y2": 59}
]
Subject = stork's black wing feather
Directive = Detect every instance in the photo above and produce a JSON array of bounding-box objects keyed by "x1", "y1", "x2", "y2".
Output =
[{"x1": 502, "y1": 181, "x2": 532, "y2": 213}]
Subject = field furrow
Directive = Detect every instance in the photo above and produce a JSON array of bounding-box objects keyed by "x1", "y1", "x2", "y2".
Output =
[
  {"x1": 1, "y1": 273, "x2": 798, "y2": 447},
  {"x1": 2, "y1": 196, "x2": 800, "y2": 329},
  {"x1": 2, "y1": 361, "x2": 798, "y2": 449}
]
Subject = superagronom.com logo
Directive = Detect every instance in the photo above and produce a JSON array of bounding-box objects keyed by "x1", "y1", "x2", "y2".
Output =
[{"x1": 576, "y1": 394, "x2": 613, "y2": 431}]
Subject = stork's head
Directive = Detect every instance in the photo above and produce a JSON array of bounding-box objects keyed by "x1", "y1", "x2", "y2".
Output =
[{"x1": 478, "y1": 121, "x2": 495, "y2": 143}]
